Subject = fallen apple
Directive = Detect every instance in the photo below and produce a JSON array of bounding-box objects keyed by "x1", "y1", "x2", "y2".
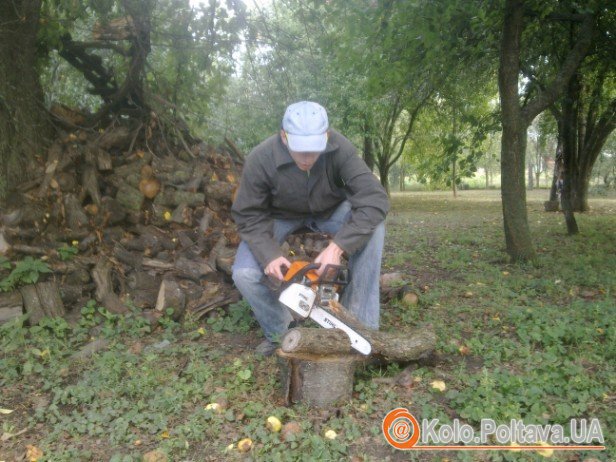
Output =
[
  {"x1": 237, "y1": 438, "x2": 253, "y2": 453},
  {"x1": 266, "y1": 416, "x2": 282, "y2": 432}
]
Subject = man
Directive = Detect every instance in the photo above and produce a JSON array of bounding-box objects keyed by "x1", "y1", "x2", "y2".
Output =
[{"x1": 231, "y1": 101, "x2": 389, "y2": 356}]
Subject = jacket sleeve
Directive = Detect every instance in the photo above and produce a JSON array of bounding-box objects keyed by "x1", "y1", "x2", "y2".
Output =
[
  {"x1": 331, "y1": 143, "x2": 389, "y2": 255},
  {"x1": 231, "y1": 153, "x2": 283, "y2": 268}
]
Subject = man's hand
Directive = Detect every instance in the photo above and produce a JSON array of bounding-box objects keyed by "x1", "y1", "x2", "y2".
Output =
[
  {"x1": 264, "y1": 256, "x2": 291, "y2": 281},
  {"x1": 314, "y1": 241, "x2": 344, "y2": 275}
]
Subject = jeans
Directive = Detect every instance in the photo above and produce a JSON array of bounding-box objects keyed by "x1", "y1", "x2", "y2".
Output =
[{"x1": 232, "y1": 200, "x2": 385, "y2": 342}]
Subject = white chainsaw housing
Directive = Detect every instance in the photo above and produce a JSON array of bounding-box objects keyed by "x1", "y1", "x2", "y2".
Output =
[{"x1": 279, "y1": 283, "x2": 372, "y2": 355}]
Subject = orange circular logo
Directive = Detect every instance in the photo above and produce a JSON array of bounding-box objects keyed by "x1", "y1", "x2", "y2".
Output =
[{"x1": 382, "y1": 408, "x2": 421, "y2": 449}]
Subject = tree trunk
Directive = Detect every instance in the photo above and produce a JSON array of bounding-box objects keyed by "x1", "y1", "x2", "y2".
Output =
[
  {"x1": 0, "y1": 0, "x2": 51, "y2": 198},
  {"x1": 362, "y1": 117, "x2": 375, "y2": 171},
  {"x1": 452, "y1": 158, "x2": 457, "y2": 198},
  {"x1": 498, "y1": 0, "x2": 536, "y2": 262},
  {"x1": 378, "y1": 160, "x2": 390, "y2": 195}
]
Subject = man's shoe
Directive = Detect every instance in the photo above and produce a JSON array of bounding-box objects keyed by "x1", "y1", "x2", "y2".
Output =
[{"x1": 255, "y1": 339, "x2": 277, "y2": 357}]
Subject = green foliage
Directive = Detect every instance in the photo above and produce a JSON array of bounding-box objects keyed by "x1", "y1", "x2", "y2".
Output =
[
  {"x1": 0, "y1": 257, "x2": 52, "y2": 292},
  {"x1": 206, "y1": 299, "x2": 255, "y2": 333},
  {"x1": 57, "y1": 244, "x2": 78, "y2": 261}
]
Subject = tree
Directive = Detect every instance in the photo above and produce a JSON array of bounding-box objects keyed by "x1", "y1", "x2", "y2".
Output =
[
  {"x1": 521, "y1": 5, "x2": 615, "y2": 214},
  {"x1": 0, "y1": 0, "x2": 52, "y2": 198},
  {"x1": 498, "y1": 0, "x2": 594, "y2": 260}
]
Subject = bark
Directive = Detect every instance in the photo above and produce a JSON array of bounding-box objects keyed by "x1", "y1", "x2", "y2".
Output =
[
  {"x1": 0, "y1": 0, "x2": 52, "y2": 198},
  {"x1": 20, "y1": 282, "x2": 65, "y2": 325},
  {"x1": 362, "y1": 116, "x2": 375, "y2": 171},
  {"x1": 498, "y1": 0, "x2": 536, "y2": 261}
]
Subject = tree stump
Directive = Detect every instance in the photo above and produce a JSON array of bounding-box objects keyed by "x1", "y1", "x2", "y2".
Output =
[
  {"x1": 19, "y1": 282, "x2": 65, "y2": 324},
  {"x1": 277, "y1": 350, "x2": 360, "y2": 407}
]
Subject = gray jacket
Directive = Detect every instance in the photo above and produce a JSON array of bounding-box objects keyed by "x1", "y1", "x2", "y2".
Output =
[{"x1": 231, "y1": 130, "x2": 389, "y2": 268}]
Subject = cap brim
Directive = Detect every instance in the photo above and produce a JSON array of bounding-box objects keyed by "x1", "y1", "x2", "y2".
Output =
[{"x1": 286, "y1": 133, "x2": 327, "y2": 153}]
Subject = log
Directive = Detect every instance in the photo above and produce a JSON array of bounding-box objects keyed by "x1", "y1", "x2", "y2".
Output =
[
  {"x1": 0, "y1": 291, "x2": 23, "y2": 323},
  {"x1": 92, "y1": 258, "x2": 126, "y2": 313},
  {"x1": 277, "y1": 350, "x2": 360, "y2": 407},
  {"x1": 326, "y1": 300, "x2": 436, "y2": 362},
  {"x1": 82, "y1": 164, "x2": 102, "y2": 205},
  {"x1": 19, "y1": 282, "x2": 65, "y2": 325},
  {"x1": 281, "y1": 326, "x2": 436, "y2": 363},
  {"x1": 115, "y1": 183, "x2": 143, "y2": 212},
  {"x1": 37, "y1": 142, "x2": 62, "y2": 197},
  {"x1": 155, "y1": 279, "x2": 186, "y2": 319},
  {"x1": 0, "y1": 231, "x2": 10, "y2": 254},
  {"x1": 281, "y1": 328, "x2": 351, "y2": 356},
  {"x1": 64, "y1": 193, "x2": 89, "y2": 229}
]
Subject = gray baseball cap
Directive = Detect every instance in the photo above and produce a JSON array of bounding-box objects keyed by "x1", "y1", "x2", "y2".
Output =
[{"x1": 282, "y1": 101, "x2": 329, "y2": 152}]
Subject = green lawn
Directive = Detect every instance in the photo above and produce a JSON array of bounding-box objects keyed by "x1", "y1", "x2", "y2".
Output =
[{"x1": 1, "y1": 190, "x2": 614, "y2": 461}]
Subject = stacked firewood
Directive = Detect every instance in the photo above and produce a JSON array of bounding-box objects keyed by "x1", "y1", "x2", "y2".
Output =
[{"x1": 0, "y1": 111, "x2": 247, "y2": 324}]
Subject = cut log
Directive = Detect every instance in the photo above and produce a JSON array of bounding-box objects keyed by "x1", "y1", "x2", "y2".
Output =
[
  {"x1": 281, "y1": 328, "x2": 351, "y2": 356},
  {"x1": 0, "y1": 231, "x2": 10, "y2": 254},
  {"x1": 38, "y1": 142, "x2": 62, "y2": 197},
  {"x1": 326, "y1": 300, "x2": 436, "y2": 363},
  {"x1": 115, "y1": 183, "x2": 143, "y2": 212},
  {"x1": 277, "y1": 350, "x2": 360, "y2": 407},
  {"x1": 82, "y1": 164, "x2": 102, "y2": 205},
  {"x1": 175, "y1": 255, "x2": 214, "y2": 280},
  {"x1": 155, "y1": 279, "x2": 186, "y2": 319},
  {"x1": 0, "y1": 291, "x2": 23, "y2": 323},
  {"x1": 64, "y1": 193, "x2": 89, "y2": 229},
  {"x1": 92, "y1": 257, "x2": 126, "y2": 313},
  {"x1": 19, "y1": 282, "x2": 65, "y2": 325},
  {"x1": 281, "y1": 326, "x2": 436, "y2": 363}
]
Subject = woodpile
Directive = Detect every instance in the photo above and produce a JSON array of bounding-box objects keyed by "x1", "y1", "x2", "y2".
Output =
[{"x1": 0, "y1": 113, "x2": 245, "y2": 324}]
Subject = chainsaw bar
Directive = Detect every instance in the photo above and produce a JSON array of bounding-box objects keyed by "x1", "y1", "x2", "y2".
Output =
[
  {"x1": 309, "y1": 306, "x2": 372, "y2": 355},
  {"x1": 279, "y1": 283, "x2": 372, "y2": 355}
]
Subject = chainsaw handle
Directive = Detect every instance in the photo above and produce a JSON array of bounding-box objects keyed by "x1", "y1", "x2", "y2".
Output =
[{"x1": 282, "y1": 262, "x2": 321, "y2": 284}]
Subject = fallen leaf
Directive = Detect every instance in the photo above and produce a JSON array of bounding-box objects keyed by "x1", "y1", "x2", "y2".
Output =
[
  {"x1": 26, "y1": 445, "x2": 43, "y2": 462},
  {"x1": 458, "y1": 345, "x2": 470, "y2": 356},
  {"x1": 281, "y1": 421, "x2": 301, "y2": 441},
  {"x1": 509, "y1": 442, "x2": 522, "y2": 452},
  {"x1": 430, "y1": 380, "x2": 447, "y2": 392},
  {"x1": 536, "y1": 441, "x2": 554, "y2": 457},
  {"x1": 143, "y1": 449, "x2": 167, "y2": 462},
  {"x1": 0, "y1": 408, "x2": 13, "y2": 414}
]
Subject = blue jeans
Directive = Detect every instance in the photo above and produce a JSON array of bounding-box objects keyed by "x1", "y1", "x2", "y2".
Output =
[{"x1": 232, "y1": 200, "x2": 385, "y2": 342}]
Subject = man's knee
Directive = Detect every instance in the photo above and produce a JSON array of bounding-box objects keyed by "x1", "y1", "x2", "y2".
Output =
[{"x1": 232, "y1": 267, "x2": 263, "y2": 291}]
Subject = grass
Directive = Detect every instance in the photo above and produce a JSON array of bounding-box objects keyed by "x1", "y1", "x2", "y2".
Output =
[{"x1": 1, "y1": 190, "x2": 614, "y2": 461}]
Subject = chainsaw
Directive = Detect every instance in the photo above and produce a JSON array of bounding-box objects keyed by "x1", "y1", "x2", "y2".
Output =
[{"x1": 278, "y1": 261, "x2": 372, "y2": 355}]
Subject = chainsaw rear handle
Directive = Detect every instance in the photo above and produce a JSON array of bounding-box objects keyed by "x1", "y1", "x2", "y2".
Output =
[
  {"x1": 282, "y1": 262, "x2": 321, "y2": 284},
  {"x1": 282, "y1": 261, "x2": 349, "y2": 287}
]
